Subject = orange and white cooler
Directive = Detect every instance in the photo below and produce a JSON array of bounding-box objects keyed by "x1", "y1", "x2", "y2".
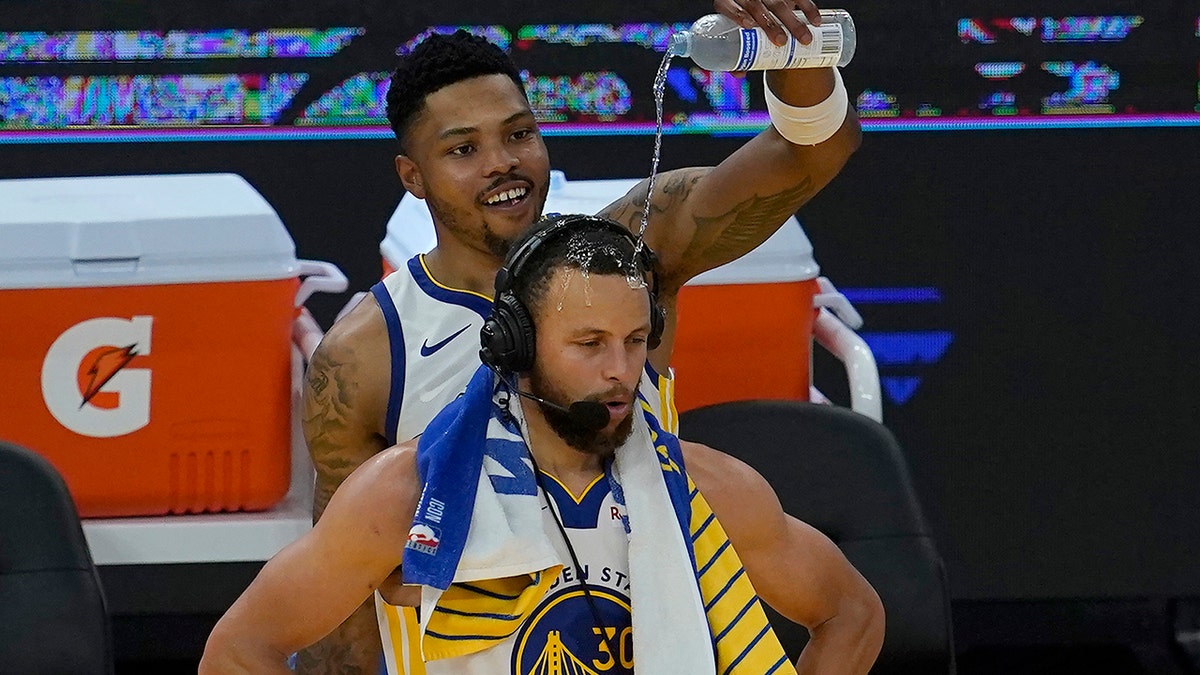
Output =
[
  {"x1": 0, "y1": 173, "x2": 344, "y2": 518},
  {"x1": 380, "y1": 170, "x2": 874, "y2": 415}
]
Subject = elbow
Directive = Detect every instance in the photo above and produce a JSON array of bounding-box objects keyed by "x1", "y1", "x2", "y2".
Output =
[
  {"x1": 199, "y1": 618, "x2": 289, "y2": 674},
  {"x1": 861, "y1": 583, "x2": 886, "y2": 647},
  {"x1": 199, "y1": 621, "x2": 244, "y2": 674},
  {"x1": 777, "y1": 103, "x2": 862, "y2": 172},
  {"x1": 844, "y1": 576, "x2": 886, "y2": 663},
  {"x1": 817, "y1": 104, "x2": 863, "y2": 162},
  {"x1": 826, "y1": 105, "x2": 863, "y2": 163}
]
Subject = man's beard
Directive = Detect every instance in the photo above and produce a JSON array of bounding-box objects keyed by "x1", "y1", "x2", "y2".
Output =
[
  {"x1": 528, "y1": 367, "x2": 634, "y2": 456},
  {"x1": 426, "y1": 195, "x2": 515, "y2": 259}
]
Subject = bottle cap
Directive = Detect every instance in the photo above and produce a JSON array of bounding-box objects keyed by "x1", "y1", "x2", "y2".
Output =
[{"x1": 666, "y1": 32, "x2": 690, "y2": 57}]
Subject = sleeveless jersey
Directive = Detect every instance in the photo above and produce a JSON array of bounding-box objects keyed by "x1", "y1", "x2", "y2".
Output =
[
  {"x1": 369, "y1": 255, "x2": 493, "y2": 445},
  {"x1": 425, "y1": 471, "x2": 633, "y2": 675},
  {"x1": 372, "y1": 254, "x2": 677, "y2": 675}
]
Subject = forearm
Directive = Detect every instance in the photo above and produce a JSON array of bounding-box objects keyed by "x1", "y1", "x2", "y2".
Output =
[
  {"x1": 766, "y1": 68, "x2": 837, "y2": 106},
  {"x1": 794, "y1": 591, "x2": 885, "y2": 675},
  {"x1": 293, "y1": 599, "x2": 383, "y2": 675}
]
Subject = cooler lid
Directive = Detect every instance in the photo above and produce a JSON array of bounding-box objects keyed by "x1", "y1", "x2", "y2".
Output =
[
  {"x1": 381, "y1": 170, "x2": 819, "y2": 285},
  {"x1": 0, "y1": 173, "x2": 299, "y2": 289}
]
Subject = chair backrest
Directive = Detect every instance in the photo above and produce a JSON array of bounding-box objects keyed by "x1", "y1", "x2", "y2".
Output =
[
  {"x1": 679, "y1": 401, "x2": 954, "y2": 674},
  {"x1": 0, "y1": 440, "x2": 114, "y2": 674}
]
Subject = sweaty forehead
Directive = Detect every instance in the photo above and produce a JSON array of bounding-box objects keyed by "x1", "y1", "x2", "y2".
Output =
[{"x1": 533, "y1": 268, "x2": 650, "y2": 331}]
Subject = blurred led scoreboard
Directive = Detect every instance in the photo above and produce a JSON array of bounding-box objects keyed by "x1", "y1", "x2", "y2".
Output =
[{"x1": 0, "y1": 5, "x2": 1197, "y2": 142}]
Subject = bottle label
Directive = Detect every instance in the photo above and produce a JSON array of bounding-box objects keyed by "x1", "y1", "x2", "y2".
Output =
[{"x1": 737, "y1": 23, "x2": 842, "y2": 70}]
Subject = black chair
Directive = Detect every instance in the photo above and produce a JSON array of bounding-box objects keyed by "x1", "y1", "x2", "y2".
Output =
[
  {"x1": 0, "y1": 439, "x2": 114, "y2": 674},
  {"x1": 679, "y1": 401, "x2": 954, "y2": 674}
]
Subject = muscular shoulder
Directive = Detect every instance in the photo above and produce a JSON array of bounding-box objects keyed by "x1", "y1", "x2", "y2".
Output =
[
  {"x1": 680, "y1": 440, "x2": 787, "y2": 542},
  {"x1": 316, "y1": 292, "x2": 390, "y2": 367},
  {"x1": 310, "y1": 441, "x2": 421, "y2": 576},
  {"x1": 322, "y1": 442, "x2": 421, "y2": 538},
  {"x1": 305, "y1": 293, "x2": 391, "y2": 438},
  {"x1": 344, "y1": 442, "x2": 421, "y2": 513}
]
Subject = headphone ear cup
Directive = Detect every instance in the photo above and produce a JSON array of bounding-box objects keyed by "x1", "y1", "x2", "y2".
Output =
[
  {"x1": 502, "y1": 293, "x2": 537, "y2": 372},
  {"x1": 482, "y1": 292, "x2": 537, "y2": 372},
  {"x1": 479, "y1": 314, "x2": 506, "y2": 370}
]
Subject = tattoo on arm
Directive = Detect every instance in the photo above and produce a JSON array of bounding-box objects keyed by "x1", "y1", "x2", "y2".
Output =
[
  {"x1": 682, "y1": 176, "x2": 815, "y2": 271},
  {"x1": 302, "y1": 346, "x2": 374, "y2": 523},
  {"x1": 296, "y1": 347, "x2": 388, "y2": 674},
  {"x1": 600, "y1": 169, "x2": 708, "y2": 231}
]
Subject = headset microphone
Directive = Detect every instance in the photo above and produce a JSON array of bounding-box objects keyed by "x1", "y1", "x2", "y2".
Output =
[
  {"x1": 484, "y1": 360, "x2": 611, "y2": 432},
  {"x1": 511, "y1": 389, "x2": 611, "y2": 432}
]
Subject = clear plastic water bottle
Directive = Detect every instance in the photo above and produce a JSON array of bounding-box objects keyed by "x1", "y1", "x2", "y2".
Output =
[{"x1": 668, "y1": 8, "x2": 856, "y2": 70}]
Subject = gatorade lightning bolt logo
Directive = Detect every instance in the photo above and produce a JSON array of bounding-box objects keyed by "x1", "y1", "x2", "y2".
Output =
[
  {"x1": 79, "y1": 344, "x2": 140, "y2": 408},
  {"x1": 42, "y1": 316, "x2": 154, "y2": 438}
]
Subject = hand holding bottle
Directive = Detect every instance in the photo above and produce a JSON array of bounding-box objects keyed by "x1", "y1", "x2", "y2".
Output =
[
  {"x1": 713, "y1": 0, "x2": 823, "y2": 46},
  {"x1": 669, "y1": 7, "x2": 854, "y2": 71}
]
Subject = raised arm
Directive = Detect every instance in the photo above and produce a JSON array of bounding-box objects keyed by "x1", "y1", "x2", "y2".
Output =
[
  {"x1": 601, "y1": 0, "x2": 861, "y2": 288},
  {"x1": 200, "y1": 447, "x2": 418, "y2": 674},
  {"x1": 682, "y1": 440, "x2": 885, "y2": 673},
  {"x1": 296, "y1": 295, "x2": 394, "y2": 673}
]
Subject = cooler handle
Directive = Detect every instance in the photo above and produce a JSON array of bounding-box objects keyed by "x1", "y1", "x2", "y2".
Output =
[
  {"x1": 293, "y1": 307, "x2": 324, "y2": 363},
  {"x1": 812, "y1": 308, "x2": 882, "y2": 422},
  {"x1": 813, "y1": 276, "x2": 863, "y2": 330},
  {"x1": 295, "y1": 259, "x2": 348, "y2": 307}
]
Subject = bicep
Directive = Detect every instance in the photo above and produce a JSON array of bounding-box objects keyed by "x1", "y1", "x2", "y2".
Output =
[
  {"x1": 301, "y1": 316, "x2": 390, "y2": 522},
  {"x1": 683, "y1": 441, "x2": 862, "y2": 630},
  {"x1": 743, "y1": 515, "x2": 861, "y2": 630}
]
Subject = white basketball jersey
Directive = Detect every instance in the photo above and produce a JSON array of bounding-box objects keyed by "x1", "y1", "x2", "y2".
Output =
[{"x1": 370, "y1": 255, "x2": 493, "y2": 445}]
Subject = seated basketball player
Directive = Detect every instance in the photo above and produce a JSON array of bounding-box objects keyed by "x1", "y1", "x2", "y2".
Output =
[{"x1": 200, "y1": 215, "x2": 883, "y2": 675}]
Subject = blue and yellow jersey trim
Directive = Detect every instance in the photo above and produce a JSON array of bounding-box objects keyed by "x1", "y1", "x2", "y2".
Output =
[{"x1": 409, "y1": 255, "x2": 493, "y2": 319}]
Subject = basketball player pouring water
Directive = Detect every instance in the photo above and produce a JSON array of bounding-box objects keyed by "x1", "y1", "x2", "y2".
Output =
[
  {"x1": 201, "y1": 215, "x2": 883, "y2": 674},
  {"x1": 296, "y1": 0, "x2": 862, "y2": 672}
]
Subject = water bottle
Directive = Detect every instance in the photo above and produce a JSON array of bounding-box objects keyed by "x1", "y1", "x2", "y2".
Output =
[{"x1": 668, "y1": 8, "x2": 856, "y2": 70}]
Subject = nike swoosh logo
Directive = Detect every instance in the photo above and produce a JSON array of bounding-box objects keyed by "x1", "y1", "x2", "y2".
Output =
[{"x1": 420, "y1": 324, "x2": 471, "y2": 357}]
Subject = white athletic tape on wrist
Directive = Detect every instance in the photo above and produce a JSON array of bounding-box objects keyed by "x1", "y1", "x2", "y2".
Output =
[{"x1": 763, "y1": 68, "x2": 849, "y2": 146}]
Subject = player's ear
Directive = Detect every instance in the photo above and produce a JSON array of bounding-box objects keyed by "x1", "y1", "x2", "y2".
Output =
[{"x1": 396, "y1": 155, "x2": 425, "y2": 199}]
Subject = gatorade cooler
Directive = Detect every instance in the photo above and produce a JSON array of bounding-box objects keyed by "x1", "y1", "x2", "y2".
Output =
[
  {"x1": 0, "y1": 173, "x2": 343, "y2": 518},
  {"x1": 380, "y1": 170, "x2": 822, "y2": 413}
]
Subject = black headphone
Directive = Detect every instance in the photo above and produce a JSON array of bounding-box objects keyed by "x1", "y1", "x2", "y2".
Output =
[{"x1": 479, "y1": 214, "x2": 665, "y2": 373}]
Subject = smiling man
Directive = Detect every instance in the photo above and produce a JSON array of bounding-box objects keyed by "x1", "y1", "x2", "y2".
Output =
[
  {"x1": 301, "y1": 3, "x2": 862, "y2": 671},
  {"x1": 203, "y1": 216, "x2": 883, "y2": 675}
]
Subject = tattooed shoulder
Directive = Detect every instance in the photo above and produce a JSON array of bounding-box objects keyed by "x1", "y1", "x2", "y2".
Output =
[{"x1": 597, "y1": 168, "x2": 711, "y2": 229}]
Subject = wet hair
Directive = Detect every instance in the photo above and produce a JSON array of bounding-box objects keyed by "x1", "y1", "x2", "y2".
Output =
[
  {"x1": 508, "y1": 216, "x2": 651, "y2": 318},
  {"x1": 385, "y1": 30, "x2": 526, "y2": 153}
]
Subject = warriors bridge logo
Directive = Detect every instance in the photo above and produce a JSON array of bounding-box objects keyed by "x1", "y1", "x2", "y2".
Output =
[
  {"x1": 41, "y1": 316, "x2": 153, "y2": 438},
  {"x1": 512, "y1": 586, "x2": 632, "y2": 675}
]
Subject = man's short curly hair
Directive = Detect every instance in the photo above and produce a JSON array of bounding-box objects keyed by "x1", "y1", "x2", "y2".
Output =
[{"x1": 386, "y1": 30, "x2": 526, "y2": 153}]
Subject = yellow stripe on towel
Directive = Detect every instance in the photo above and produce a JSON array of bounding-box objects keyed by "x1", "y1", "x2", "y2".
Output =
[{"x1": 422, "y1": 568, "x2": 561, "y2": 661}]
